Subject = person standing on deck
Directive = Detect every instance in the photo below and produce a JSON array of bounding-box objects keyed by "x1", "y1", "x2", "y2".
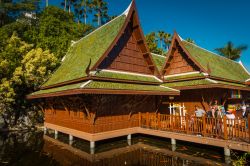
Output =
[
  {"x1": 195, "y1": 105, "x2": 206, "y2": 118},
  {"x1": 215, "y1": 106, "x2": 223, "y2": 137},
  {"x1": 242, "y1": 105, "x2": 249, "y2": 129},
  {"x1": 194, "y1": 105, "x2": 206, "y2": 136}
]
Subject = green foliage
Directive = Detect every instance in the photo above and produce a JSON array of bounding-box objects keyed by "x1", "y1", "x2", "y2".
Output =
[
  {"x1": 28, "y1": 6, "x2": 93, "y2": 59},
  {"x1": 232, "y1": 152, "x2": 250, "y2": 166},
  {"x1": 92, "y1": 0, "x2": 109, "y2": 26},
  {"x1": 145, "y1": 31, "x2": 172, "y2": 55},
  {"x1": 0, "y1": 0, "x2": 39, "y2": 27},
  {"x1": 0, "y1": 33, "x2": 57, "y2": 127},
  {"x1": 13, "y1": 48, "x2": 58, "y2": 89},
  {"x1": 0, "y1": 32, "x2": 33, "y2": 79},
  {"x1": 145, "y1": 32, "x2": 162, "y2": 55},
  {"x1": 215, "y1": 41, "x2": 248, "y2": 60}
]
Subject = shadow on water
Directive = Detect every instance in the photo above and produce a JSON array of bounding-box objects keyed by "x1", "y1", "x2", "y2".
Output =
[{"x1": 0, "y1": 130, "x2": 244, "y2": 166}]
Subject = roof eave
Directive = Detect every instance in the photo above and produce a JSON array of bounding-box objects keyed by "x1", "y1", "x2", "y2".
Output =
[{"x1": 27, "y1": 88, "x2": 180, "y2": 99}]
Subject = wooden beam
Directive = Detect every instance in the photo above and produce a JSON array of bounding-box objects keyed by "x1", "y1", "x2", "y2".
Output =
[
  {"x1": 137, "y1": 39, "x2": 144, "y2": 44},
  {"x1": 132, "y1": 24, "x2": 139, "y2": 30},
  {"x1": 143, "y1": 52, "x2": 149, "y2": 57}
]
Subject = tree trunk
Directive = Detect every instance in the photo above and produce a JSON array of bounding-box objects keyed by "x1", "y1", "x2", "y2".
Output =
[
  {"x1": 160, "y1": 40, "x2": 163, "y2": 55},
  {"x1": 84, "y1": 13, "x2": 87, "y2": 24},
  {"x1": 68, "y1": 1, "x2": 71, "y2": 13},
  {"x1": 64, "y1": 0, "x2": 67, "y2": 11},
  {"x1": 46, "y1": 0, "x2": 48, "y2": 7},
  {"x1": 98, "y1": 10, "x2": 101, "y2": 26}
]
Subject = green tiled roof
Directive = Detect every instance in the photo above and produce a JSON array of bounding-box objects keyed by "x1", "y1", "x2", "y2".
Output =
[
  {"x1": 163, "y1": 78, "x2": 250, "y2": 90},
  {"x1": 163, "y1": 79, "x2": 212, "y2": 88},
  {"x1": 182, "y1": 40, "x2": 250, "y2": 82},
  {"x1": 30, "y1": 82, "x2": 85, "y2": 96},
  {"x1": 91, "y1": 70, "x2": 161, "y2": 83},
  {"x1": 85, "y1": 81, "x2": 174, "y2": 92},
  {"x1": 30, "y1": 80, "x2": 178, "y2": 97},
  {"x1": 41, "y1": 15, "x2": 126, "y2": 87},
  {"x1": 164, "y1": 72, "x2": 205, "y2": 81},
  {"x1": 151, "y1": 53, "x2": 166, "y2": 71}
]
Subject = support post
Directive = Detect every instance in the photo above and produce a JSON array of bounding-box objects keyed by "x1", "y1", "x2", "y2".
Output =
[
  {"x1": 127, "y1": 134, "x2": 131, "y2": 140},
  {"x1": 223, "y1": 116, "x2": 228, "y2": 140},
  {"x1": 171, "y1": 138, "x2": 176, "y2": 145},
  {"x1": 54, "y1": 130, "x2": 58, "y2": 139},
  {"x1": 224, "y1": 147, "x2": 230, "y2": 157},
  {"x1": 69, "y1": 134, "x2": 73, "y2": 141},
  {"x1": 44, "y1": 127, "x2": 47, "y2": 134},
  {"x1": 90, "y1": 141, "x2": 95, "y2": 150},
  {"x1": 90, "y1": 141, "x2": 95, "y2": 154}
]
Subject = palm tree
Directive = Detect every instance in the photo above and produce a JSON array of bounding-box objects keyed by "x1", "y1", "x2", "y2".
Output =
[
  {"x1": 157, "y1": 31, "x2": 165, "y2": 55},
  {"x1": 46, "y1": 0, "x2": 48, "y2": 7},
  {"x1": 92, "y1": 0, "x2": 108, "y2": 26},
  {"x1": 81, "y1": 0, "x2": 93, "y2": 24},
  {"x1": 215, "y1": 41, "x2": 248, "y2": 60},
  {"x1": 186, "y1": 38, "x2": 195, "y2": 44},
  {"x1": 163, "y1": 33, "x2": 172, "y2": 51}
]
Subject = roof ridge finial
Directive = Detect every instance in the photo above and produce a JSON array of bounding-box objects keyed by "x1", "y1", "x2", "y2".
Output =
[{"x1": 123, "y1": 0, "x2": 134, "y2": 16}]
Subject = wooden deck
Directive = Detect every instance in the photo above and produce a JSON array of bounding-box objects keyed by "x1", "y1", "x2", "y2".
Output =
[{"x1": 45, "y1": 113, "x2": 250, "y2": 152}]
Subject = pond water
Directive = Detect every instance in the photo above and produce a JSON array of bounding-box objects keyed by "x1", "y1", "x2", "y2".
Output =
[{"x1": 0, "y1": 130, "x2": 241, "y2": 166}]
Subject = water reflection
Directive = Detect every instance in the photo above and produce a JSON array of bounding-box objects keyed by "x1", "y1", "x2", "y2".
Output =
[{"x1": 0, "y1": 131, "x2": 233, "y2": 166}]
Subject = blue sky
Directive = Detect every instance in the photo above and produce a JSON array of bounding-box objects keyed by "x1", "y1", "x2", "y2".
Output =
[{"x1": 45, "y1": 0, "x2": 250, "y2": 71}]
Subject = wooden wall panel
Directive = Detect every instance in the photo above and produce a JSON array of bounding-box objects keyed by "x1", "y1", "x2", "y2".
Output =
[
  {"x1": 165, "y1": 45, "x2": 199, "y2": 75},
  {"x1": 44, "y1": 95, "x2": 157, "y2": 133},
  {"x1": 98, "y1": 23, "x2": 153, "y2": 75}
]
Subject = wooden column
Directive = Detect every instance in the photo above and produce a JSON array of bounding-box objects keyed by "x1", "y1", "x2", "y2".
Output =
[{"x1": 223, "y1": 116, "x2": 228, "y2": 140}]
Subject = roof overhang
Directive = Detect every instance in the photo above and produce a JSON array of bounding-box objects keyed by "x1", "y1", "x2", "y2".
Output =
[
  {"x1": 27, "y1": 80, "x2": 180, "y2": 99},
  {"x1": 162, "y1": 78, "x2": 250, "y2": 91}
]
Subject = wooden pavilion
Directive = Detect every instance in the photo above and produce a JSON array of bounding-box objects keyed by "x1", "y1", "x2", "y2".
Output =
[{"x1": 28, "y1": 0, "x2": 250, "y2": 152}]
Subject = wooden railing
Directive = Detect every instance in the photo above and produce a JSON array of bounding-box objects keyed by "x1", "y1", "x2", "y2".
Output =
[{"x1": 139, "y1": 112, "x2": 250, "y2": 142}]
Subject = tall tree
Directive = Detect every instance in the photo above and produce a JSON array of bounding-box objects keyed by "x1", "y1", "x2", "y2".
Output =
[
  {"x1": 92, "y1": 0, "x2": 108, "y2": 26},
  {"x1": 145, "y1": 32, "x2": 162, "y2": 55},
  {"x1": 81, "y1": 0, "x2": 93, "y2": 24},
  {"x1": 215, "y1": 41, "x2": 247, "y2": 60},
  {"x1": 0, "y1": 0, "x2": 38, "y2": 27},
  {"x1": 163, "y1": 33, "x2": 171, "y2": 51},
  {"x1": 157, "y1": 31, "x2": 165, "y2": 54}
]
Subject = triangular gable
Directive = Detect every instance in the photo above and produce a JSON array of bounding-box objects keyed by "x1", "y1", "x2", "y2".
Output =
[
  {"x1": 161, "y1": 32, "x2": 207, "y2": 76},
  {"x1": 91, "y1": 0, "x2": 160, "y2": 77}
]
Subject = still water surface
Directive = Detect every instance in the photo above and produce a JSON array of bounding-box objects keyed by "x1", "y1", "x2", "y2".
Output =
[{"x1": 0, "y1": 130, "x2": 238, "y2": 166}]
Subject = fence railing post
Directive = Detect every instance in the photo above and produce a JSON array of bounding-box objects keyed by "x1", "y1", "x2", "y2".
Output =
[
  {"x1": 223, "y1": 115, "x2": 228, "y2": 140},
  {"x1": 171, "y1": 115, "x2": 174, "y2": 131},
  {"x1": 186, "y1": 115, "x2": 189, "y2": 134},
  {"x1": 138, "y1": 112, "x2": 141, "y2": 127},
  {"x1": 146, "y1": 112, "x2": 149, "y2": 127},
  {"x1": 158, "y1": 113, "x2": 161, "y2": 129},
  {"x1": 202, "y1": 115, "x2": 206, "y2": 137}
]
